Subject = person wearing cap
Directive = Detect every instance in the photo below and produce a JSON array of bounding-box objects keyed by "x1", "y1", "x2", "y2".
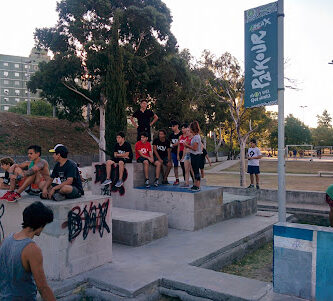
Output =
[
  {"x1": 0, "y1": 145, "x2": 50, "y2": 203},
  {"x1": 326, "y1": 185, "x2": 333, "y2": 227},
  {"x1": 40, "y1": 144, "x2": 84, "y2": 201},
  {"x1": 169, "y1": 120, "x2": 182, "y2": 185}
]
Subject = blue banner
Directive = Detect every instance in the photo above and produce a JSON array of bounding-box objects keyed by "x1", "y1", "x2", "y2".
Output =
[{"x1": 244, "y1": 2, "x2": 278, "y2": 108}]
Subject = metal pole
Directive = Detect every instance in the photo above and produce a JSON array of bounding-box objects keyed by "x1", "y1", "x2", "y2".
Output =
[
  {"x1": 26, "y1": 61, "x2": 31, "y2": 115},
  {"x1": 277, "y1": 0, "x2": 286, "y2": 222}
]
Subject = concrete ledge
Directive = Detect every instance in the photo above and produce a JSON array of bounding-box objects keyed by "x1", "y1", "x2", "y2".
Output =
[
  {"x1": 223, "y1": 193, "x2": 257, "y2": 220},
  {"x1": 0, "y1": 192, "x2": 112, "y2": 280},
  {"x1": 112, "y1": 207, "x2": 168, "y2": 246}
]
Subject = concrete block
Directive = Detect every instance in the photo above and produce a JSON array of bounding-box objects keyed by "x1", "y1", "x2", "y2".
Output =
[
  {"x1": 0, "y1": 192, "x2": 112, "y2": 280},
  {"x1": 112, "y1": 207, "x2": 168, "y2": 246}
]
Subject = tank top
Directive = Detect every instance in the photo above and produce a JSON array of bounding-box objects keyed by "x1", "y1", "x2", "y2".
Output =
[{"x1": 0, "y1": 233, "x2": 37, "y2": 300}]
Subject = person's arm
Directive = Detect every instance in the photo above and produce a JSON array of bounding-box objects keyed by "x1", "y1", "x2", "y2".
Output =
[
  {"x1": 9, "y1": 161, "x2": 29, "y2": 173},
  {"x1": 117, "y1": 152, "x2": 130, "y2": 158},
  {"x1": 148, "y1": 150, "x2": 154, "y2": 162},
  {"x1": 153, "y1": 145, "x2": 162, "y2": 162},
  {"x1": 206, "y1": 154, "x2": 212, "y2": 166},
  {"x1": 42, "y1": 177, "x2": 53, "y2": 198},
  {"x1": 26, "y1": 244, "x2": 56, "y2": 301},
  {"x1": 150, "y1": 114, "x2": 158, "y2": 127},
  {"x1": 24, "y1": 160, "x2": 47, "y2": 176},
  {"x1": 185, "y1": 142, "x2": 198, "y2": 151},
  {"x1": 130, "y1": 112, "x2": 139, "y2": 128},
  {"x1": 167, "y1": 148, "x2": 172, "y2": 166}
]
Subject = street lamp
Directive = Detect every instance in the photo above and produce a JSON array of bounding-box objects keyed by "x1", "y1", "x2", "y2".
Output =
[{"x1": 299, "y1": 105, "x2": 308, "y2": 124}]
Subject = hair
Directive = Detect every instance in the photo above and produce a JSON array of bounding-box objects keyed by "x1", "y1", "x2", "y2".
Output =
[
  {"x1": 22, "y1": 201, "x2": 54, "y2": 230},
  {"x1": 170, "y1": 120, "x2": 179, "y2": 126},
  {"x1": 28, "y1": 145, "x2": 42, "y2": 156},
  {"x1": 117, "y1": 131, "x2": 125, "y2": 138},
  {"x1": 190, "y1": 121, "x2": 200, "y2": 134},
  {"x1": 181, "y1": 123, "x2": 189, "y2": 129},
  {"x1": 55, "y1": 146, "x2": 68, "y2": 158},
  {"x1": 0, "y1": 157, "x2": 14, "y2": 166},
  {"x1": 139, "y1": 131, "x2": 148, "y2": 138},
  {"x1": 250, "y1": 138, "x2": 257, "y2": 145},
  {"x1": 140, "y1": 99, "x2": 148, "y2": 103},
  {"x1": 158, "y1": 129, "x2": 167, "y2": 135}
]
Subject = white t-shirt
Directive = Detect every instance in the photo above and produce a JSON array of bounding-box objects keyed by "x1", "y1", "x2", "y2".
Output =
[
  {"x1": 248, "y1": 147, "x2": 262, "y2": 166},
  {"x1": 189, "y1": 134, "x2": 203, "y2": 155}
]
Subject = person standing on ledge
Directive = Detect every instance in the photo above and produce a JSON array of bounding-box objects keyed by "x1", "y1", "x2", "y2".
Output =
[
  {"x1": 247, "y1": 138, "x2": 262, "y2": 189},
  {"x1": 130, "y1": 99, "x2": 158, "y2": 141},
  {"x1": 0, "y1": 201, "x2": 55, "y2": 301}
]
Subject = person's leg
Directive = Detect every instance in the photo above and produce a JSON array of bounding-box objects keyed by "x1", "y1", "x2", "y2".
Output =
[
  {"x1": 154, "y1": 160, "x2": 161, "y2": 179},
  {"x1": 255, "y1": 174, "x2": 260, "y2": 185},
  {"x1": 143, "y1": 159, "x2": 149, "y2": 179},
  {"x1": 171, "y1": 152, "x2": 179, "y2": 183},
  {"x1": 191, "y1": 155, "x2": 201, "y2": 189},
  {"x1": 330, "y1": 207, "x2": 333, "y2": 227},
  {"x1": 106, "y1": 160, "x2": 115, "y2": 179},
  {"x1": 57, "y1": 185, "x2": 81, "y2": 200},
  {"x1": 118, "y1": 160, "x2": 125, "y2": 180},
  {"x1": 250, "y1": 174, "x2": 254, "y2": 185},
  {"x1": 184, "y1": 160, "x2": 190, "y2": 185},
  {"x1": 17, "y1": 175, "x2": 36, "y2": 194},
  {"x1": 180, "y1": 161, "x2": 185, "y2": 181}
]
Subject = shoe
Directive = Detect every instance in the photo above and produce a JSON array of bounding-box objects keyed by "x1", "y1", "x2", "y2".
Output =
[
  {"x1": 247, "y1": 184, "x2": 254, "y2": 189},
  {"x1": 154, "y1": 179, "x2": 159, "y2": 187},
  {"x1": 256, "y1": 185, "x2": 260, "y2": 190},
  {"x1": 52, "y1": 193, "x2": 66, "y2": 202},
  {"x1": 115, "y1": 180, "x2": 123, "y2": 188},
  {"x1": 191, "y1": 186, "x2": 201, "y2": 191},
  {"x1": 162, "y1": 180, "x2": 169, "y2": 185},
  {"x1": 101, "y1": 179, "x2": 112, "y2": 186},
  {"x1": 173, "y1": 179, "x2": 180, "y2": 186},
  {"x1": 145, "y1": 179, "x2": 150, "y2": 188},
  {"x1": 6, "y1": 192, "x2": 21, "y2": 203},
  {"x1": 0, "y1": 191, "x2": 14, "y2": 200},
  {"x1": 39, "y1": 192, "x2": 48, "y2": 200}
]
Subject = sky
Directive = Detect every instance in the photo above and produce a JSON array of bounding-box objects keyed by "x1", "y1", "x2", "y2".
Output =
[{"x1": 1, "y1": 0, "x2": 332, "y2": 128}]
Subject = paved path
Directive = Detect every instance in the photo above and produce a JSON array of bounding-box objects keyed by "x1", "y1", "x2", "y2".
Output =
[{"x1": 205, "y1": 159, "x2": 239, "y2": 173}]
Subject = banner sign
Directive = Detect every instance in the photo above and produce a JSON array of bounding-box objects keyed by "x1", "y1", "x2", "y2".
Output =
[{"x1": 244, "y1": 2, "x2": 278, "y2": 108}]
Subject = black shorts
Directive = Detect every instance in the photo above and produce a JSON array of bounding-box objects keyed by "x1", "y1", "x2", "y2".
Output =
[
  {"x1": 247, "y1": 165, "x2": 260, "y2": 174},
  {"x1": 199, "y1": 153, "x2": 206, "y2": 169},
  {"x1": 51, "y1": 183, "x2": 83, "y2": 199},
  {"x1": 114, "y1": 158, "x2": 132, "y2": 164},
  {"x1": 137, "y1": 156, "x2": 154, "y2": 165},
  {"x1": 154, "y1": 156, "x2": 169, "y2": 166}
]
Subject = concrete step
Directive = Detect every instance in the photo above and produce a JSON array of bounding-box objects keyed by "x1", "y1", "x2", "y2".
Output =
[{"x1": 112, "y1": 207, "x2": 168, "y2": 247}]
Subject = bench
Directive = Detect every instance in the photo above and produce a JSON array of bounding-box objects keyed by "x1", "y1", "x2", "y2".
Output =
[
  {"x1": 112, "y1": 207, "x2": 168, "y2": 246},
  {"x1": 318, "y1": 171, "x2": 333, "y2": 177}
]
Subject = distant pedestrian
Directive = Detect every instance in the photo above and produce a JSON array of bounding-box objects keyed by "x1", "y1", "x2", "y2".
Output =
[
  {"x1": 0, "y1": 201, "x2": 55, "y2": 300},
  {"x1": 247, "y1": 138, "x2": 262, "y2": 189},
  {"x1": 130, "y1": 99, "x2": 158, "y2": 141},
  {"x1": 326, "y1": 185, "x2": 333, "y2": 227},
  {"x1": 293, "y1": 149, "x2": 297, "y2": 159}
]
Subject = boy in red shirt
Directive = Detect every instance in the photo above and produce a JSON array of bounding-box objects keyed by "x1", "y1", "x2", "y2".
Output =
[{"x1": 135, "y1": 132, "x2": 162, "y2": 188}]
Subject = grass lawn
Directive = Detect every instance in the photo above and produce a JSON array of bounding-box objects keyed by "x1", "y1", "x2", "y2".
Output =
[
  {"x1": 223, "y1": 160, "x2": 333, "y2": 174},
  {"x1": 205, "y1": 173, "x2": 332, "y2": 192},
  {"x1": 221, "y1": 242, "x2": 273, "y2": 282}
]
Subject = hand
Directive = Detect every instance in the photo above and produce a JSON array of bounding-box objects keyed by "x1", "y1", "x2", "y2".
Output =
[
  {"x1": 48, "y1": 188, "x2": 56, "y2": 199},
  {"x1": 159, "y1": 159, "x2": 163, "y2": 164},
  {"x1": 248, "y1": 157, "x2": 252, "y2": 160},
  {"x1": 177, "y1": 156, "x2": 180, "y2": 161},
  {"x1": 42, "y1": 189, "x2": 48, "y2": 199},
  {"x1": 148, "y1": 157, "x2": 154, "y2": 163},
  {"x1": 209, "y1": 162, "x2": 212, "y2": 166},
  {"x1": 167, "y1": 162, "x2": 172, "y2": 167}
]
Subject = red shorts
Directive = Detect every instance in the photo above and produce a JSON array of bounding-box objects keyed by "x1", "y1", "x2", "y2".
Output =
[{"x1": 17, "y1": 177, "x2": 27, "y2": 188}]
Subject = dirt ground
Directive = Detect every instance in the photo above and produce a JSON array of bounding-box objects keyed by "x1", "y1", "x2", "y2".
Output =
[
  {"x1": 224, "y1": 160, "x2": 333, "y2": 174},
  {"x1": 205, "y1": 173, "x2": 332, "y2": 192}
]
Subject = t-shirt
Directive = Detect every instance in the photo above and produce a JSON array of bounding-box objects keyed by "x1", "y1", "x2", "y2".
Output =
[
  {"x1": 169, "y1": 132, "x2": 182, "y2": 154},
  {"x1": 135, "y1": 141, "x2": 152, "y2": 160},
  {"x1": 51, "y1": 159, "x2": 84, "y2": 194},
  {"x1": 178, "y1": 135, "x2": 191, "y2": 152},
  {"x1": 132, "y1": 109, "x2": 154, "y2": 132},
  {"x1": 113, "y1": 141, "x2": 133, "y2": 162},
  {"x1": 248, "y1": 147, "x2": 262, "y2": 166},
  {"x1": 190, "y1": 134, "x2": 202, "y2": 155},
  {"x1": 153, "y1": 138, "x2": 171, "y2": 158}
]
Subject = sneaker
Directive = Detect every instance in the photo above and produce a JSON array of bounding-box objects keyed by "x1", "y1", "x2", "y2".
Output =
[
  {"x1": 115, "y1": 180, "x2": 123, "y2": 188},
  {"x1": 256, "y1": 184, "x2": 260, "y2": 190},
  {"x1": 101, "y1": 179, "x2": 112, "y2": 186},
  {"x1": 191, "y1": 186, "x2": 201, "y2": 192},
  {"x1": 6, "y1": 192, "x2": 21, "y2": 203},
  {"x1": 162, "y1": 180, "x2": 169, "y2": 185},
  {"x1": 53, "y1": 192, "x2": 66, "y2": 202},
  {"x1": 154, "y1": 179, "x2": 159, "y2": 187},
  {"x1": 0, "y1": 191, "x2": 14, "y2": 200},
  {"x1": 173, "y1": 179, "x2": 180, "y2": 186},
  {"x1": 247, "y1": 184, "x2": 254, "y2": 189},
  {"x1": 145, "y1": 179, "x2": 150, "y2": 188}
]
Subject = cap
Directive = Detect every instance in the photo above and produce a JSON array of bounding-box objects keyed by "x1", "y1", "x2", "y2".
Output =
[
  {"x1": 326, "y1": 185, "x2": 333, "y2": 200},
  {"x1": 49, "y1": 144, "x2": 64, "y2": 153}
]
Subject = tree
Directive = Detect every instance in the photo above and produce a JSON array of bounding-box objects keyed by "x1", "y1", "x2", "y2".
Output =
[
  {"x1": 9, "y1": 100, "x2": 53, "y2": 117},
  {"x1": 285, "y1": 114, "x2": 312, "y2": 145},
  {"x1": 316, "y1": 110, "x2": 332, "y2": 128}
]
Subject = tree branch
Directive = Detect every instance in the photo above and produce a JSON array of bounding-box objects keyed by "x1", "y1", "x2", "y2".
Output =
[
  {"x1": 79, "y1": 122, "x2": 99, "y2": 144},
  {"x1": 62, "y1": 81, "x2": 94, "y2": 104}
]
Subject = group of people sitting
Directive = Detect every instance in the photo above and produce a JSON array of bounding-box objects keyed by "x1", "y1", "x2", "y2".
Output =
[
  {"x1": 102, "y1": 120, "x2": 211, "y2": 192},
  {"x1": 0, "y1": 144, "x2": 84, "y2": 202}
]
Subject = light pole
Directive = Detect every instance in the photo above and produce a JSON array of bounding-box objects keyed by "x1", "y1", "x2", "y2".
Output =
[
  {"x1": 299, "y1": 105, "x2": 308, "y2": 124},
  {"x1": 25, "y1": 60, "x2": 34, "y2": 115}
]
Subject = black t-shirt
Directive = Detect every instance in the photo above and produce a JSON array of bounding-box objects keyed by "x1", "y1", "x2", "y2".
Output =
[
  {"x1": 51, "y1": 159, "x2": 84, "y2": 194},
  {"x1": 153, "y1": 138, "x2": 171, "y2": 158},
  {"x1": 169, "y1": 132, "x2": 182, "y2": 154},
  {"x1": 133, "y1": 109, "x2": 154, "y2": 132},
  {"x1": 113, "y1": 141, "x2": 133, "y2": 162}
]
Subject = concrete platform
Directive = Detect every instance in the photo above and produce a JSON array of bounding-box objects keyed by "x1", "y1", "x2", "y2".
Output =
[
  {"x1": 112, "y1": 207, "x2": 168, "y2": 246},
  {"x1": 0, "y1": 191, "x2": 112, "y2": 280}
]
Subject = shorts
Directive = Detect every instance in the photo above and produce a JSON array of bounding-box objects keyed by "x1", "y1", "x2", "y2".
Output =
[
  {"x1": 114, "y1": 158, "x2": 132, "y2": 164},
  {"x1": 171, "y1": 152, "x2": 179, "y2": 167},
  {"x1": 190, "y1": 154, "x2": 201, "y2": 181},
  {"x1": 199, "y1": 153, "x2": 206, "y2": 170},
  {"x1": 326, "y1": 194, "x2": 333, "y2": 208},
  {"x1": 17, "y1": 177, "x2": 27, "y2": 188},
  {"x1": 247, "y1": 165, "x2": 260, "y2": 174},
  {"x1": 51, "y1": 183, "x2": 82, "y2": 199},
  {"x1": 154, "y1": 156, "x2": 169, "y2": 166},
  {"x1": 182, "y1": 153, "x2": 191, "y2": 162},
  {"x1": 137, "y1": 156, "x2": 153, "y2": 165}
]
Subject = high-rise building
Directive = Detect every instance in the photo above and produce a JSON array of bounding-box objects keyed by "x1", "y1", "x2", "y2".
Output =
[{"x1": 0, "y1": 48, "x2": 49, "y2": 112}]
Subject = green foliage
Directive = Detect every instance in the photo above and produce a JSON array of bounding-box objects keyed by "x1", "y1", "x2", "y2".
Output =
[
  {"x1": 285, "y1": 114, "x2": 312, "y2": 145},
  {"x1": 311, "y1": 126, "x2": 333, "y2": 146},
  {"x1": 316, "y1": 109, "x2": 332, "y2": 128},
  {"x1": 9, "y1": 100, "x2": 53, "y2": 117}
]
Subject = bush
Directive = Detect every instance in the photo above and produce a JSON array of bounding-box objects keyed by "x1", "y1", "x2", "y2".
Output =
[{"x1": 9, "y1": 100, "x2": 54, "y2": 117}]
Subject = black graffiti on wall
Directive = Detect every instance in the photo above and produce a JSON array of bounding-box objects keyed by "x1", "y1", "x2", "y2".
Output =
[
  {"x1": 67, "y1": 199, "x2": 110, "y2": 242},
  {"x1": 0, "y1": 204, "x2": 4, "y2": 243}
]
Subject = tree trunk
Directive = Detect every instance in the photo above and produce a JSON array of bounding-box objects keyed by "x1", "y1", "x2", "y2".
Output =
[
  {"x1": 99, "y1": 97, "x2": 106, "y2": 162},
  {"x1": 239, "y1": 138, "x2": 246, "y2": 187},
  {"x1": 213, "y1": 132, "x2": 218, "y2": 162},
  {"x1": 229, "y1": 127, "x2": 234, "y2": 160}
]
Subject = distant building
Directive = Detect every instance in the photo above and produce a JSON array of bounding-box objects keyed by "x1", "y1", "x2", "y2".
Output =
[{"x1": 0, "y1": 48, "x2": 49, "y2": 112}]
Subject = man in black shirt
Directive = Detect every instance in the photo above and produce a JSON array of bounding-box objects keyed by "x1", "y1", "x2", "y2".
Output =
[
  {"x1": 102, "y1": 132, "x2": 133, "y2": 188},
  {"x1": 130, "y1": 99, "x2": 158, "y2": 141},
  {"x1": 153, "y1": 129, "x2": 172, "y2": 184},
  {"x1": 168, "y1": 120, "x2": 182, "y2": 185},
  {"x1": 41, "y1": 144, "x2": 83, "y2": 201}
]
